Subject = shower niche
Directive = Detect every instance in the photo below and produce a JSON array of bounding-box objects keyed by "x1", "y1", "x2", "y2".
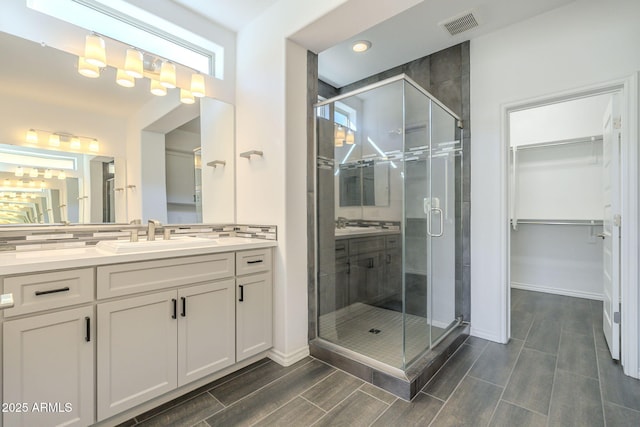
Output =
[{"x1": 312, "y1": 74, "x2": 467, "y2": 400}]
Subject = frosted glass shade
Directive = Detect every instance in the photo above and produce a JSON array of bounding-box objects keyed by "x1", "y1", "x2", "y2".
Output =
[
  {"x1": 191, "y1": 73, "x2": 205, "y2": 98},
  {"x1": 49, "y1": 134, "x2": 60, "y2": 147},
  {"x1": 116, "y1": 69, "x2": 135, "y2": 87},
  {"x1": 26, "y1": 129, "x2": 38, "y2": 144},
  {"x1": 29, "y1": 168, "x2": 39, "y2": 178},
  {"x1": 89, "y1": 140, "x2": 100, "y2": 152},
  {"x1": 124, "y1": 48, "x2": 143, "y2": 78},
  {"x1": 84, "y1": 34, "x2": 106, "y2": 67},
  {"x1": 150, "y1": 79, "x2": 167, "y2": 96},
  {"x1": 78, "y1": 57, "x2": 100, "y2": 78},
  {"x1": 180, "y1": 89, "x2": 195, "y2": 104},
  {"x1": 346, "y1": 129, "x2": 355, "y2": 144},
  {"x1": 160, "y1": 61, "x2": 176, "y2": 89}
]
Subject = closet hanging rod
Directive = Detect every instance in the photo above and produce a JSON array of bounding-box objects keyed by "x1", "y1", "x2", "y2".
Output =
[
  {"x1": 511, "y1": 219, "x2": 603, "y2": 226},
  {"x1": 510, "y1": 135, "x2": 603, "y2": 151}
]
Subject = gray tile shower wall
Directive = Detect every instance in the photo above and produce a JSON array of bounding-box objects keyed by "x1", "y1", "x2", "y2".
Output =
[{"x1": 0, "y1": 224, "x2": 277, "y2": 252}]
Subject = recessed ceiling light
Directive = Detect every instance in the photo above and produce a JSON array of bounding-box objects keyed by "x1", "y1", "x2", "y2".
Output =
[{"x1": 352, "y1": 40, "x2": 371, "y2": 53}]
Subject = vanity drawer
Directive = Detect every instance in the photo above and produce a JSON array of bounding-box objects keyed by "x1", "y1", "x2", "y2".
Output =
[
  {"x1": 2, "y1": 268, "x2": 94, "y2": 317},
  {"x1": 97, "y1": 253, "x2": 235, "y2": 299},
  {"x1": 386, "y1": 235, "x2": 401, "y2": 249},
  {"x1": 348, "y1": 236, "x2": 385, "y2": 255},
  {"x1": 236, "y1": 249, "x2": 272, "y2": 276}
]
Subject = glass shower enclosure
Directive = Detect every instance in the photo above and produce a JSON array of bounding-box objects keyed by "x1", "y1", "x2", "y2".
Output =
[{"x1": 315, "y1": 74, "x2": 463, "y2": 373}]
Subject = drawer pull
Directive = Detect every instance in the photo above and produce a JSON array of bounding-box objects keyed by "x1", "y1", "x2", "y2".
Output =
[
  {"x1": 247, "y1": 259, "x2": 263, "y2": 264},
  {"x1": 171, "y1": 298, "x2": 177, "y2": 319},
  {"x1": 35, "y1": 287, "x2": 70, "y2": 296},
  {"x1": 85, "y1": 317, "x2": 91, "y2": 342},
  {"x1": 239, "y1": 285, "x2": 244, "y2": 302},
  {"x1": 181, "y1": 297, "x2": 186, "y2": 317}
]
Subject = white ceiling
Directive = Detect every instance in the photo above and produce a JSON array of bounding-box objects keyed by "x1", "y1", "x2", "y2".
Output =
[{"x1": 170, "y1": 0, "x2": 575, "y2": 87}]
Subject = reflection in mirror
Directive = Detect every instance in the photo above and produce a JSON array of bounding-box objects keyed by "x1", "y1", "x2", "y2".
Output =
[
  {"x1": 338, "y1": 160, "x2": 389, "y2": 207},
  {"x1": 0, "y1": 144, "x2": 117, "y2": 224}
]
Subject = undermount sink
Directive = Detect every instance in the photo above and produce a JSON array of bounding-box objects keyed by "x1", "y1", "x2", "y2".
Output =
[{"x1": 95, "y1": 236, "x2": 216, "y2": 254}]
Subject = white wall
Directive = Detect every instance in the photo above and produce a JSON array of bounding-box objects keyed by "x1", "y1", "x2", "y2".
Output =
[{"x1": 470, "y1": 0, "x2": 640, "y2": 342}]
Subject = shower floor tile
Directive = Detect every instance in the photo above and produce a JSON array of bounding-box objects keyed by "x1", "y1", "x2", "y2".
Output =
[{"x1": 318, "y1": 303, "x2": 447, "y2": 368}]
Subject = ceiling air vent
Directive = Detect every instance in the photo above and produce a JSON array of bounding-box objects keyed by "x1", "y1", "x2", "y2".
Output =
[{"x1": 441, "y1": 12, "x2": 478, "y2": 36}]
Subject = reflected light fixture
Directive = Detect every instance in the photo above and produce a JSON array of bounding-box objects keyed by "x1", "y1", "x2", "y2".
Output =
[
  {"x1": 84, "y1": 34, "x2": 106, "y2": 67},
  {"x1": 89, "y1": 139, "x2": 100, "y2": 152},
  {"x1": 124, "y1": 48, "x2": 144, "y2": 78},
  {"x1": 346, "y1": 129, "x2": 355, "y2": 144},
  {"x1": 180, "y1": 89, "x2": 195, "y2": 104},
  {"x1": 44, "y1": 169, "x2": 53, "y2": 179},
  {"x1": 40, "y1": 180, "x2": 46, "y2": 188},
  {"x1": 26, "y1": 129, "x2": 38, "y2": 144},
  {"x1": 191, "y1": 73, "x2": 206, "y2": 98},
  {"x1": 160, "y1": 61, "x2": 177, "y2": 89},
  {"x1": 14, "y1": 166, "x2": 24, "y2": 177},
  {"x1": 29, "y1": 168, "x2": 39, "y2": 178},
  {"x1": 70, "y1": 137, "x2": 81, "y2": 150},
  {"x1": 3, "y1": 179, "x2": 10, "y2": 187},
  {"x1": 116, "y1": 69, "x2": 135, "y2": 88},
  {"x1": 49, "y1": 134, "x2": 60, "y2": 147},
  {"x1": 58, "y1": 171, "x2": 66, "y2": 180},
  {"x1": 78, "y1": 57, "x2": 100, "y2": 78},
  {"x1": 335, "y1": 125, "x2": 346, "y2": 147},
  {"x1": 150, "y1": 79, "x2": 167, "y2": 96},
  {"x1": 352, "y1": 40, "x2": 372, "y2": 53}
]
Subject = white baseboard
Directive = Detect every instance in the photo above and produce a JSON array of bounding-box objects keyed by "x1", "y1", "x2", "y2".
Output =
[
  {"x1": 268, "y1": 345, "x2": 310, "y2": 367},
  {"x1": 470, "y1": 327, "x2": 505, "y2": 344},
  {"x1": 511, "y1": 282, "x2": 603, "y2": 301}
]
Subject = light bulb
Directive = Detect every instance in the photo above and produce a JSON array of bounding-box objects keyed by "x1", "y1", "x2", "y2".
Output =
[
  {"x1": 191, "y1": 73, "x2": 205, "y2": 98},
  {"x1": 160, "y1": 61, "x2": 176, "y2": 89},
  {"x1": 44, "y1": 169, "x2": 52, "y2": 179},
  {"x1": 124, "y1": 48, "x2": 143, "y2": 78},
  {"x1": 89, "y1": 139, "x2": 99, "y2": 152},
  {"x1": 14, "y1": 166, "x2": 24, "y2": 177},
  {"x1": 78, "y1": 56, "x2": 100, "y2": 78},
  {"x1": 116, "y1": 69, "x2": 135, "y2": 88},
  {"x1": 26, "y1": 129, "x2": 38, "y2": 144},
  {"x1": 49, "y1": 134, "x2": 60, "y2": 147},
  {"x1": 29, "y1": 168, "x2": 39, "y2": 178},
  {"x1": 150, "y1": 79, "x2": 167, "y2": 96},
  {"x1": 180, "y1": 89, "x2": 195, "y2": 104},
  {"x1": 84, "y1": 34, "x2": 106, "y2": 67},
  {"x1": 58, "y1": 171, "x2": 66, "y2": 180}
]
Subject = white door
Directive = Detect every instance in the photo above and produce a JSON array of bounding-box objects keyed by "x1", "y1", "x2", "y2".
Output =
[
  {"x1": 602, "y1": 96, "x2": 621, "y2": 360},
  {"x1": 178, "y1": 280, "x2": 236, "y2": 386},
  {"x1": 3, "y1": 306, "x2": 94, "y2": 427}
]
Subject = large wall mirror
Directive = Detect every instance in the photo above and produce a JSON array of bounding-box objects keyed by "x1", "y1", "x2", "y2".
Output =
[{"x1": 0, "y1": 30, "x2": 235, "y2": 225}]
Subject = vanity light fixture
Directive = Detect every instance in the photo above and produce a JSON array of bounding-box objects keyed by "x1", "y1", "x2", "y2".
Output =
[
  {"x1": 352, "y1": 40, "x2": 372, "y2": 53},
  {"x1": 150, "y1": 79, "x2": 167, "y2": 96},
  {"x1": 335, "y1": 124, "x2": 346, "y2": 147},
  {"x1": 58, "y1": 171, "x2": 66, "y2": 180},
  {"x1": 84, "y1": 34, "x2": 107, "y2": 67},
  {"x1": 160, "y1": 61, "x2": 177, "y2": 89},
  {"x1": 14, "y1": 166, "x2": 24, "y2": 177},
  {"x1": 124, "y1": 48, "x2": 144, "y2": 78},
  {"x1": 346, "y1": 129, "x2": 355, "y2": 145},
  {"x1": 70, "y1": 137, "x2": 82, "y2": 150},
  {"x1": 26, "y1": 129, "x2": 38, "y2": 144},
  {"x1": 191, "y1": 73, "x2": 206, "y2": 98},
  {"x1": 89, "y1": 139, "x2": 100, "y2": 152},
  {"x1": 180, "y1": 89, "x2": 195, "y2": 104},
  {"x1": 77, "y1": 57, "x2": 100, "y2": 78},
  {"x1": 49, "y1": 134, "x2": 61, "y2": 147},
  {"x1": 29, "y1": 168, "x2": 39, "y2": 178},
  {"x1": 43, "y1": 169, "x2": 53, "y2": 179},
  {"x1": 116, "y1": 69, "x2": 135, "y2": 88}
]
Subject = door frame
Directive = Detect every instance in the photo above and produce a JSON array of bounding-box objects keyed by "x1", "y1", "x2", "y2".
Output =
[{"x1": 501, "y1": 73, "x2": 639, "y2": 378}]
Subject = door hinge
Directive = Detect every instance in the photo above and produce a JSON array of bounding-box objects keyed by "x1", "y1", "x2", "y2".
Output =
[
  {"x1": 613, "y1": 116, "x2": 622, "y2": 129},
  {"x1": 614, "y1": 311, "x2": 621, "y2": 324}
]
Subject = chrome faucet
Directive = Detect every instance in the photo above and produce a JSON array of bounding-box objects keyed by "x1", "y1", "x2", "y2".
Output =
[
  {"x1": 147, "y1": 219, "x2": 161, "y2": 241},
  {"x1": 336, "y1": 217, "x2": 348, "y2": 229}
]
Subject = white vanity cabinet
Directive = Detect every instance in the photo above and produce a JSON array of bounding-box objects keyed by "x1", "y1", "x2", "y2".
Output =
[
  {"x1": 2, "y1": 270, "x2": 95, "y2": 427},
  {"x1": 96, "y1": 253, "x2": 239, "y2": 421},
  {"x1": 236, "y1": 249, "x2": 273, "y2": 361}
]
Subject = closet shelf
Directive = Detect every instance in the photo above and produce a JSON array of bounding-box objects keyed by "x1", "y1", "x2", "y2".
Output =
[
  {"x1": 511, "y1": 219, "x2": 603, "y2": 226},
  {"x1": 510, "y1": 135, "x2": 603, "y2": 151}
]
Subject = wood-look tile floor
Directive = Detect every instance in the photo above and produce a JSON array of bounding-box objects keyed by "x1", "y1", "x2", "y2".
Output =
[{"x1": 120, "y1": 290, "x2": 640, "y2": 426}]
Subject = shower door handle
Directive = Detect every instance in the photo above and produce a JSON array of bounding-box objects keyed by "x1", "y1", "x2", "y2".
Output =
[{"x1": 427, "y1": 207, "x2": 444, "y2": 238}]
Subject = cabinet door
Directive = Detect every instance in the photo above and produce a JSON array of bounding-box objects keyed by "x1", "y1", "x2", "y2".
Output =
[
  {"x1": 177, "y1": 280, "x2": 235, "y2": 387},
  {"x1": 3, "y1": 306, "x2": 94, "y2": 427},
  {"x1": 334, "y1": 256, "x2": 350, "y2": 312},
  {"x1": 384, "y1": 248, "x2": 403, "y2": 299},
  {"x1": 236, "y1": 273, "x2": 273, "y2": 361},
  {"x1": 349, "y1": 253, "x2": 385, "y2": 305},
  {"x1": 97, "y1": 291, "x2": 177, "y2": 421}
]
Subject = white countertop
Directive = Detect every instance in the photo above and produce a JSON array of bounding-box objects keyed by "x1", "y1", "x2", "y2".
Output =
[{"x1": 0, "y1": 237, "x2": 277, "y2": 276}]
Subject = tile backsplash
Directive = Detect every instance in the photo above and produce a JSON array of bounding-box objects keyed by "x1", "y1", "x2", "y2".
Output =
[{"x1": 0, "y1": 224, "x2": 277, "y2": 252}]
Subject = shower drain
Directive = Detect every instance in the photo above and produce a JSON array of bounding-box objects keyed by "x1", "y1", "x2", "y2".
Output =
[{"x1": 368, "y1": 328, "x2": 381, "y2": 334}]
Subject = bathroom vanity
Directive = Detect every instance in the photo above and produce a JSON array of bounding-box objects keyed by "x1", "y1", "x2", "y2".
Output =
[{"x1": 0, "y1": 238, "x2": 275, "y2": 426}]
